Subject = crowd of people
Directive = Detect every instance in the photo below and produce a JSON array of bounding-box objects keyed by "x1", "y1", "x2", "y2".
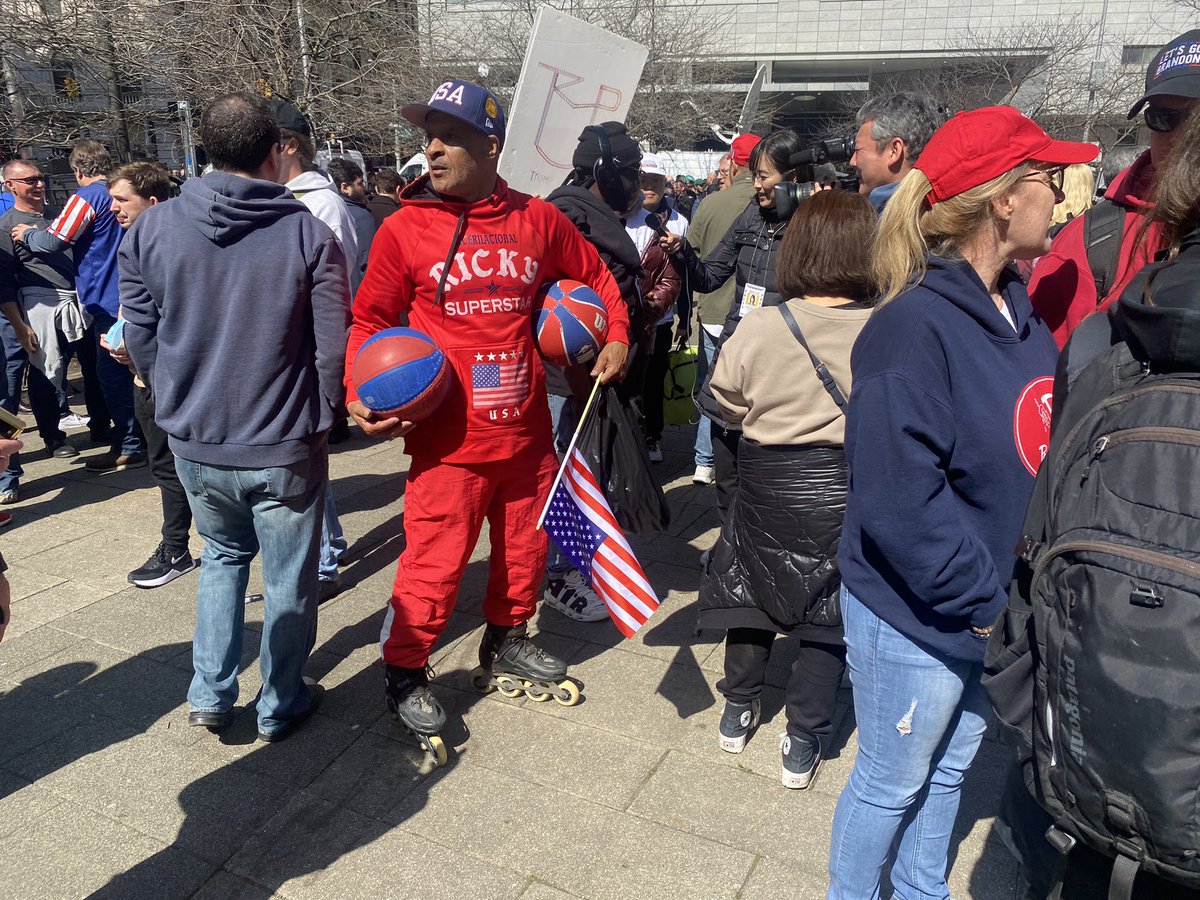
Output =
[{"x1": 1, "y1": 24, "x2": 1199, "y2": 900}]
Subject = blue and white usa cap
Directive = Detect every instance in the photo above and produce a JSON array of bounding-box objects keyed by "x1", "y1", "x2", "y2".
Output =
[{"x1": 402, "y1": 80, "x2": 506, "y2": 148}]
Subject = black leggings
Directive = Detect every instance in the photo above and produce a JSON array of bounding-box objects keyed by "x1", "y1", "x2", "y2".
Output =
[{"x1": 717, "y1": 627, "x2": 846, "y2": 745}]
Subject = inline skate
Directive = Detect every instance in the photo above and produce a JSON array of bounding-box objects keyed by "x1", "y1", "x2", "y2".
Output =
[
  {"x1": 471, "y1": 622, "x2": 581, "y2": 706},
  {"x1": 384, "y1": 664, "x2": 449, "y2": 765}
]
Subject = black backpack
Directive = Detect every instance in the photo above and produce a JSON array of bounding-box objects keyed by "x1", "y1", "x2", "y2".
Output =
[{"x1": 1011, "y1": 330, "x2": 1200, "y2": 899}]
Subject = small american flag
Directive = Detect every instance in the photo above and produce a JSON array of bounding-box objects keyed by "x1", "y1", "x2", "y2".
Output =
[
  {"x1": 543, "y1": 448, "x2": 659, "y2": 638},
  {"x1": 471, "y1": 350, "x2": 529, "y2": 409},
  {"x1": 47, "y1": 194, "x2": 97, "y2": 244}
]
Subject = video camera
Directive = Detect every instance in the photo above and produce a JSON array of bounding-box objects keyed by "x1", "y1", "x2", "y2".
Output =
[{"x1": 774, "y1": 135, "x2": 857, "y2": 219}]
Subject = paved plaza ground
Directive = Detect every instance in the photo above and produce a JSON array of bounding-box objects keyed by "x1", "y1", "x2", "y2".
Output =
[{"x1": 0, "y1": 413, "x2": 1026, "y2": 899}]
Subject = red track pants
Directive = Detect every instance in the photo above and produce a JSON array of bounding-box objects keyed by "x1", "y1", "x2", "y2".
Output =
[{"x1": 380, "y1": 445, "x2": 557, "y2": 668}]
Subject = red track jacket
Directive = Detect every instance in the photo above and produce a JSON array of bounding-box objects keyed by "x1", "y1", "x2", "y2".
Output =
[
  {"x1": 347, "y1": 175, "x2": 629, "y2": 465},
  {"x1": 1027, "y1": 151, "x2": 1162, "y2": 348}
]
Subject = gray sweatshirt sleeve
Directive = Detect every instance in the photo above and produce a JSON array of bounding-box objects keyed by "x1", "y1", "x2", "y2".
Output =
[{"x1": 309, "y1": 235, "x2": 351, "y2": 410}]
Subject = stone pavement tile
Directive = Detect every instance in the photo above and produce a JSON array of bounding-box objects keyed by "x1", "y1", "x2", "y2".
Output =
[
  {"x1": 0, "y1": 770, "x2": 63, "y2": 839},
  {"x1": 0, "y1": 675, "x2": 135, "y2": 765},
  {"x1": 52, "y1": 587, "x2": 198, "y2": 660},
  {"x1": 306, "y1": 731, "x2": 433, "y2": 819},
  {"x1": 19, "y1": 529, "x2": 172, "y2": 593},
  {"x1": 4, "y1": 633, "x2": 195, "y2": 738},
  {"x1": 0, "y1": 800, "x2": 214, "y2": 900},
  {"x1": 520, "y1": 882, "x2": 580, "y2": 900},
  {"x1": 2, "y1": 515, "x2": 97, "y2": 562},
  {"x1": 949, "y1": 835, "x2": 1020, "y2": 900},
  {"x1": 531, "y1": 634, "x2": 720, "y2": 747},
  {"x1": 450, "y1": 693, "x2": 667, "y2": 811},
  {"x1": 13, "y1": 477, "x2": 161, "y2": 538},
  {"x1": 627, "y1": 749, "x2": 838, "y2": 878},
  {"x1": 3, "y1": 563, "x2": 65, "y2": 601},
  {"x1": 388, "y1": 761, "x2": 756, "y2": 900},
  {"x1": 192, "y1": 871, "x2": 278, "y2": 900},
  {"x1": 188, "y1": 707, "x2": 362, "y2": 790},
  {"x1": 5, "y1": 579, "x2": 115, "y2": 639},
  {"x1": 738, "y1": 856, "x2": 830, "y2": 900},
  {"x1": 313, "y1": 586, "x2": 390, "y2": 659},
  {"x1": 7, "y1": 730, "x2": 294, "y2": 866},
  {"x1": 227, "y1": 790, "x2": 525, "y2": 900},
  {"x1": 0, "y1": 622, "x2": 78, "y2": 680},
  {"x1": 304, "y1": 646, "x2": 389, "y2": 731}
]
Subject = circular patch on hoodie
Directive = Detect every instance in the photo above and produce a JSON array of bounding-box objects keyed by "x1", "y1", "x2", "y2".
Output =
[{"x1": 1013, "y1": 376, "x2": 1055, "y2": 476}]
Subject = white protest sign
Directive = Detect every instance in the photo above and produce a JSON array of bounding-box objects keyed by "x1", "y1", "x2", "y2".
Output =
[{"x1": 499, "y1": 7, "x2": 648, "y2": 196}]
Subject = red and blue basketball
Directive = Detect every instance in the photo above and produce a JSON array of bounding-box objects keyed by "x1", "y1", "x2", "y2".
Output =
[
  {"x1": 352, "y1": 327, "x2": 450, "y2": 421},
  {"x1": 535, "y1": 280, "x2": 609, "y2": 367}
]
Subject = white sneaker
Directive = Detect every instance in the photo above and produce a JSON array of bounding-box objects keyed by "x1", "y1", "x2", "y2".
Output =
[
  {"x1": 59, "y1": 413, "x2": 91, "y2": 430},
  {"x1": 647, "y1": 440, "x2": 663, "y2": 463},
  {"x1": 544, "y1": 570, "x2": 609, "y2": 622},
  {"x1": 693, "y1": 465, "x2": 715, "y2": 485}
]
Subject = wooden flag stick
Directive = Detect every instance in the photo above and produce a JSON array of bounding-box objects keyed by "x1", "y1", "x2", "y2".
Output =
[{"x1": 536, "y1": 375, "x2": 604, "y2": 531}]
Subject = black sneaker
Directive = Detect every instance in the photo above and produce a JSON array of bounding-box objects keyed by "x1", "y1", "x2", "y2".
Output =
[
  {"x1": 780, "y1": 734, "x2": 821, "y2": 790},
  {"x1": 129, "y1": 542, "x2": 197, "y2": 588},
  {"x1": 718, "y1": 698, "x2": 760, "y2": 753}
]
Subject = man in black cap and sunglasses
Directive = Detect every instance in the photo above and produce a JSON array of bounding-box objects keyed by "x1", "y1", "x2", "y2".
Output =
[{"x1": 1028, "y1": 30, "x2": 1200, "y2": 348}]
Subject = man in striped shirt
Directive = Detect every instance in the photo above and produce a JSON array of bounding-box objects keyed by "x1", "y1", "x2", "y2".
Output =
[{"x1": 11, "y1": 140, "x2": 145, "y2": 472}]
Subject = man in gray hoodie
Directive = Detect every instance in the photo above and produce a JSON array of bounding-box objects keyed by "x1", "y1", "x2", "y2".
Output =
[{"x1": 121, "y1": 92, "x2": 351, "y2": 742}]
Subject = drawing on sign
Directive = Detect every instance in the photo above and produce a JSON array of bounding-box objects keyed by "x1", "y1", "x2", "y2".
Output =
[{"x1": 534, "y1": 63, "x2": 622, "y2": 170}]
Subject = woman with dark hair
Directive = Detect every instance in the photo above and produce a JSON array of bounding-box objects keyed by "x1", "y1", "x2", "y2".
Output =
[
  {"x1": 660, "y1": 129, "x2": 804, "y2": 516},
  {"x1": 698, "y1": 189, "x2": 876, "y2": 790}
]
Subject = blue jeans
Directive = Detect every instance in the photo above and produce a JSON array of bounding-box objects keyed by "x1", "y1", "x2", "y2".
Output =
[
  {"x1": 91, "y1": 310, "x2": 144, "y2": 456},
  {"x1": 175, "y1": 453, "x2": 324, "y2": 734},
  {"x1": 693, "y1": 329, "x2": 718, "y2": 467},
  {"x1": 545, "y1": 394, "x2": 575, "y2": 577},
  {"x1": 318, "y1": 486, "x2": 346, "y2": 580},
  {"x1": 828, "y1": 588, "x2": 990, "y2": 900},
  {"x1": 0, "y1": 317, "x2": 24, "y2": 493}
]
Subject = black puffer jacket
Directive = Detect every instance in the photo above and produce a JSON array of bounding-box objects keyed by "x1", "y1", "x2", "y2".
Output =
[
  {"x1": 676, "y1": 200, "x2": 789, "y2": 425},
  {"x1": 698, "y1": 439, "x2": 846, "y2": 641}
]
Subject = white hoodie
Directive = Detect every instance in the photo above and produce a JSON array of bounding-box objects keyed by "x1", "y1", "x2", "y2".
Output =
[{"x1": 286, "y1": 169, "x2": 359, "y2": 274}]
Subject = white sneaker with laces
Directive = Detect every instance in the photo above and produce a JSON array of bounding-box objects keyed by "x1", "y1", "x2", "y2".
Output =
[
  {"x1": 544, "y1": 570, "x2": 609, "y2": 622},
  {"x1": 693, "y1": 465, "x2": 715, "y2": 485},
  {"x1": 59, "y1": 413, "x2": 91, "y2": 431}
]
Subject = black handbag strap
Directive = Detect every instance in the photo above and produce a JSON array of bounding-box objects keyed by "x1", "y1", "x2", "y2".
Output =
[{"x1": 778, "y1": 302, "x2": 847, "y2": 410}]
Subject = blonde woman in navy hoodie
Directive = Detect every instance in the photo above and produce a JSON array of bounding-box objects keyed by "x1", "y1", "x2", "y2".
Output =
[{"x1": 827, "y1": 107, "x2": 1098, "y2": 900}]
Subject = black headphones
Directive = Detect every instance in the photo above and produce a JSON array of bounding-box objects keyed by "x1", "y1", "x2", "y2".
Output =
[{"x1": 589, "y1": 124, "x2": 633, "y2": 214}]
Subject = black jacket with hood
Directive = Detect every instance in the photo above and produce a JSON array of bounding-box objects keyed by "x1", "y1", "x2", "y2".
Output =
[
  {"x1": 678, "y1": 199, "x2": 789, "y2": 426},
  {"x1": 545, "y1": 183, "x2": 643, "y2": 397}
]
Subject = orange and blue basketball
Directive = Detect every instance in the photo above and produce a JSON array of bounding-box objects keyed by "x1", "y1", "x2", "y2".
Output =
[
  {"x1": 352, "y1": 327, "x2": 450, "y2": 421},
  {"x1": 535, "y1": 280, "x2": 609, "y2": 367}
]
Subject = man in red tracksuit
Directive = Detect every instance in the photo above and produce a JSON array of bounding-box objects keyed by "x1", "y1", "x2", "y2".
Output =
[{"x1": 346, "y1": 80, "x2": 630, "y2": 748}]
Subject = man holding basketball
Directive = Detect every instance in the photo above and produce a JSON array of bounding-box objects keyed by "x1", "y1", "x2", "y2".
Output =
[{"x1": 346, "y1": 80, "x2": 630, "y2": 749}]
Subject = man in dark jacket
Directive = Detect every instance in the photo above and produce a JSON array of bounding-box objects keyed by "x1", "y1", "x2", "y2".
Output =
[
  {"x1": 366, "y1": 168, "x2": 402, "y2": 227},
  {"x1": 121, "y1": 92, "x2": 351, "y2": 743},
  {"x1": 327, "y1": 157, "x2": 377, "y2": 298},
  {"x1": 541, "y1": 121, "x2": 643, "y2": 623}
]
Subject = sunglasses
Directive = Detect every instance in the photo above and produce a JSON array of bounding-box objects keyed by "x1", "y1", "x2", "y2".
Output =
[
  {"x1": 1023, "y1": 167, "x2": 1066, "y2": 202},
  {"x1": 1144, "y1": 106, "x2": 1185, "y2": 133},
  {"x1": 5, "y1": 175, "x2": 45, "y2": 186}
]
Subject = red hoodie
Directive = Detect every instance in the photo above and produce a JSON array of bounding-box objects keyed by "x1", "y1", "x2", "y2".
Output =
[
  {"x1": 347, "y1": 176, "x2": 630, "y2": 465},
  {"x1": 1027, "y1": 151, "x2": 1162, "y2": 348}
]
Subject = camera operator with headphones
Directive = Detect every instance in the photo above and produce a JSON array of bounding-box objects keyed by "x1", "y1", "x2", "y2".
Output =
[{"x1": 541, "y1": 122, "x2": 646, "y2": 623}]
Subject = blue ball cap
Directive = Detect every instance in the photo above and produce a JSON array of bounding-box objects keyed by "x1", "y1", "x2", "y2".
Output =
[{"x1": 402, "y1": 80, "x2": 506, "y2": 148}]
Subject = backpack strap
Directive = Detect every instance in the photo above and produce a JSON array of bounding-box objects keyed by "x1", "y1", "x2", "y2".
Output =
[
  {"x1": 1083, "y1": 200, "x2": 1127, "y2": 304},
  {"x1": 778, "y1": 302, "x2": 846, "y2": 410}
]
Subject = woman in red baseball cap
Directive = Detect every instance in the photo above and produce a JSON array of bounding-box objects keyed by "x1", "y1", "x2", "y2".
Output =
[{"x1": 827, "y1": 106, "x2": 1097, "y2": 899}]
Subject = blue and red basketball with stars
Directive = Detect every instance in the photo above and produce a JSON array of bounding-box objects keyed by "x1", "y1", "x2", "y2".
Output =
[
  {"x1": 352, "y1": 327, "x2": 451, "y2": 421},
  {"x1": 535, "y1": 280, "x2": 609, "y2": 367}
]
